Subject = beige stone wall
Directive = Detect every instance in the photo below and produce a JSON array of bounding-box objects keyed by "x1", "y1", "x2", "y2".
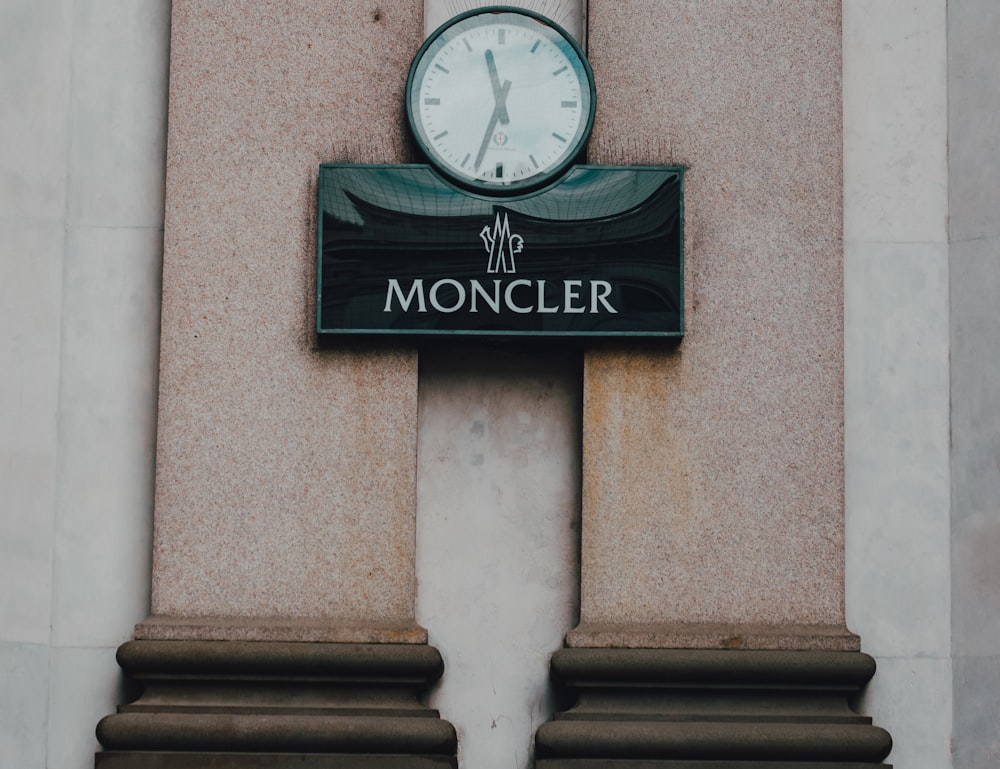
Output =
[
  {"x1": 578, "y1": 1, "x2": 846, "y2": 643},
  {"x1": 149, "y1": 0, "x2": 845, "y2": 645},
  {"x1": 150, "y1": 1, "x2": 426, "y2": 636}
]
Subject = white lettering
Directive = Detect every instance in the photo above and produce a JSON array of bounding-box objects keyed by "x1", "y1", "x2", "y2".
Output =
[
  {"x1": 385, "y1": 278, "x2": 618, "y2": 315},
  {"x1": 385, "y1": 279, "x2": 426, "y2": 312},
  {"x1": 470, "y1": 279, "x2": 502, "y2": 313},
  {"x1": 429, "y1": 278, "x2": 466, "y2": 313},
  {"x1": 505, "y1": 279, "x2": 533, "y2": 313},
  {"x1": 537, "y1": 280, "x2": 559, "y2": 313},
  {"x1": 590, "y1": 281, "x2": 618, "y2": 314},
  {"x1": 564, "y1": 280, "x2": 585, "y2": 313}
]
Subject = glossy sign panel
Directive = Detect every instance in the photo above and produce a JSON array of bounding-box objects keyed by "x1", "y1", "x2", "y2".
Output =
[{"x1": 317, "y1": 164, "x2": 684, "y2": 339}]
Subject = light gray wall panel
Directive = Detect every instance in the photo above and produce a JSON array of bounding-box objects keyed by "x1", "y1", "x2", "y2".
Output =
[
  {"x1": 953, "y1": 656, "x2": 1000, "y2": 768},
  {"x1": 0, "y1": 0, "x2": 74, "y2": 649},
  {"x1": 843, "y1": 1, "x2": 953, "y2": 767},
  {"x1": 417, "y1": 349, "x2": 581, "y2": 769},
  {"x1": 948, "y1": 2, "x2": 1000, "y2": 767},
  {"x1": 0, "y1": 643, "x2": 50, "y2": 769},
  {"x1": 947, "y1": 3, "x2": 1000, "y2": 243},
  {"x1": 0, "y1": 0, "x2": 169, "y2": 767}
]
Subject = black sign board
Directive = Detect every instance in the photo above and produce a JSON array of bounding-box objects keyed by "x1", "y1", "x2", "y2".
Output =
[{"x1": 317, "y1": 164, "x2": 684, "y2": 339}]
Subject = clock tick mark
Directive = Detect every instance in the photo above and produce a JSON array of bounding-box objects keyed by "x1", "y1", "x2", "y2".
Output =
[
  {"x1": 530, "y1": 40, "x2": 540, "y2": 53},
  {"x1": 552, "y1": 132, "x2": 567, "y2": 143},
  {"x1": 433, "y1": 130, "x2": 449, "y2": 141},
  {"x1": 434, "y1": 63, "x2": 449, "y2": 74},
  {"x1": 552, "y1": 66, "x2": 567, "y2": 76}
]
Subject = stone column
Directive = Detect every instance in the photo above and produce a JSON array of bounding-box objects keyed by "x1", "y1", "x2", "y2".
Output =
[
  {"x1": 95, "y1": 2, "x2": 455, "y2": 767},
  {"x1": 536, "y1": 3, "x2": 891, "y2": 765}
]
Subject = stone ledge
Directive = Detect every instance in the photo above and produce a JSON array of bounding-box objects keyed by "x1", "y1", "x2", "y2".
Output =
[
  {"x1": 135, "y1": 616, "x2": 428, "y2": 644},
  {"x1": 96, "y1": 754, "x2": 456, "y2": 769},
  {"x1": 115, "y1": 639, "x2": 444, "y2": 681},
  {"x1": 566, "y1": 623, "x2": 861, "y2": 651},
  {"x1": 549, "y1": 647, "x2": 876, "y2": 688},
  {"x1": 536, "y1": 763, "x2": 889, "y2": 769},
  {"x1": 97, "y1": 713, "x2": 456, "y2": 754},
  {"x1": 537, "y1": 721, "x2": 890, "y2": 762}
]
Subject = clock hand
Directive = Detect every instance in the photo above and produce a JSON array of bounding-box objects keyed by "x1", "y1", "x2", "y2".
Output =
[
  {"x1": 485, "y1": 49, "x2": 510, "y2": 125},
  {"x1": 474, "y1": 79, "x2": 511, "y2": 171}
]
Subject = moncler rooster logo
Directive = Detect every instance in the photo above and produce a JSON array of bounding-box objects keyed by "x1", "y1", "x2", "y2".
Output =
[{"x1": 480, "y1": 212, "x2": 524, "y2": 274}]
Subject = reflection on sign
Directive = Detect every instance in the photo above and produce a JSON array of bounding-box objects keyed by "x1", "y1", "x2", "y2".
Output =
[{"x1": 317, "y1": 164, "x2": 684, "y2": 340}]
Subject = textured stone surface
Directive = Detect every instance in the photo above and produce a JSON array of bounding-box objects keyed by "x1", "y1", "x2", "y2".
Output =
[
  {"x1": 134, "y1": 616, "x2": 427, "y2": 644},
  {"x1": 1, "y1": 2, "x2": 168, "y2": 768},
  {"x1": 416, "y1": 348, "x2": 582, "y2": 769},
  {"x1": 151, "y1": 1, "x2": 425, "y2": 625},
  {"x1": 537, "y1": 648, "x2": 891, "y2": 765},
  {"x1": 566, "y1": 622, "x2": 859, "y2": 652},
  {"x1": 842, "y1": 3, "x2": 951, "y2": 767},
  {"x1": 97, "y1": 756, "x2": 455, "y2": 769},
  {"x1": 95, "y1": 639, "x2": 456, "y2": 767},
  {"x1": 424, "y1": 0, "x2": 584, "y2": 42},
  {"x1": 581, "y1": 1, "x2": 845, "y2": 630},
  {"x1": 948, "y1": 3, "x2": 1000, "y2": 767}
]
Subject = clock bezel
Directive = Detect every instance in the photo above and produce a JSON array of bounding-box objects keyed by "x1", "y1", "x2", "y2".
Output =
[{"x1": 405, "y1": 6, "x2": 596, "y2": 196}]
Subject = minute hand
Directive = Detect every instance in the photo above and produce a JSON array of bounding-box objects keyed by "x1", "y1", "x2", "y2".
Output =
[
  {"x1": 485, "y1": 50, "x2": 510, "y2": 125},
  {"x1": 474, "y1": 79, "x2": 511, "y2": 171}
]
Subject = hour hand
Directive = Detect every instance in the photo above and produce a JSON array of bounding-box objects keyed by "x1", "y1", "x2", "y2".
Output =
[{"x1": 485, "y1": 49, "x2": 510, "y2": 125}]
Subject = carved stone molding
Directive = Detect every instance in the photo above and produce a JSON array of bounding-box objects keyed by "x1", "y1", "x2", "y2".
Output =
[
  {"x1": 95, "y1": 640, "x2": 457, "y2": 769},
  {"x1": 535, "y1": 647, "x2": 892, "y2": 768}
]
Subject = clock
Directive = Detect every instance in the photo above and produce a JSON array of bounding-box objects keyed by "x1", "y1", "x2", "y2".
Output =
[{"x1": 405, "y1": 7, "x2": 596, "y2": 194}]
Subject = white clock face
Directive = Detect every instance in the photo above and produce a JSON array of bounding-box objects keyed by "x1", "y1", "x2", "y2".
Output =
[{"x1": 406, "y1": 9, "x2": 595, "y2": 193}]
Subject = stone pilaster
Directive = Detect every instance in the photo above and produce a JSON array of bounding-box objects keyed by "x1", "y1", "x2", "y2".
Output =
[
  {"x1": 94, "y1": 2, "x2": 454, "y2": 766},
  {"x1": 537, "y1": 2, "x2": 891, "y2": 764}
]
